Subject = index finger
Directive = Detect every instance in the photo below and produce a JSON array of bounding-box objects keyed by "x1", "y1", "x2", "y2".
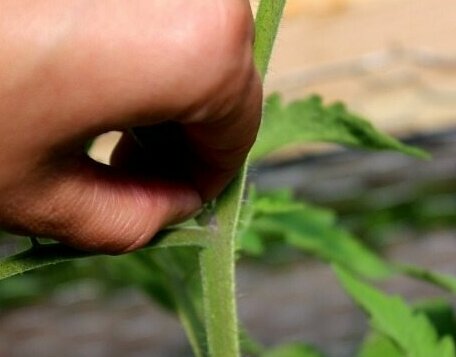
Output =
[{"x1": 182, "y1": 68, "x2": 263, "y2": 200}]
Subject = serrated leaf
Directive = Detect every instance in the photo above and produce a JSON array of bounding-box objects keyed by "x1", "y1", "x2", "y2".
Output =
[
  {"x1": 251, "y1": 94, "x2": 429, "y2": 162},
  {"x1": 0, "y1": 227, "x2": 209, "y2": 280},
  {"x1": 246, "y1": 192, "x2": 391, "y2": 278},
  {"x1": 262, "y1": 343, "x2": 324, "y2": 357},
  {"x1": 335, "y1": 266, "x2": 456, "y2": 357},
  {"x1": 415, "y1": 299, "x2": 456, "y2": 340},
  {"x1": 398, "y1": 264, "x2": 456, "y2": 294},
  {"x1": 357, "y1": 333, "x2": 403, "y2": 357}
]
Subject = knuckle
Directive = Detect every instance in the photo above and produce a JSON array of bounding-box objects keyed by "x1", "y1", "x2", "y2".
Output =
[
  {"x1": 215, "y1": 1, "x2": 255, "y2": 55},
  {"x1": 174, "y1": 2, "x2": 259, "y2": 124},
  {"x1": 158, "y1": 1, "x2": 255, "y2": 69},
  {"x1": 213, "y1": 3, "x2": 256, "y2": 77},
  {"x1": 187, "y1": 2, "x2": 256, "y2": 87}
]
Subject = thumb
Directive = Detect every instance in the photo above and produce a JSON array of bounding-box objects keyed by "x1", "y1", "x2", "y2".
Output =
[{"x1": 1, "y1": 156, "x2": 201, "y2": 253}]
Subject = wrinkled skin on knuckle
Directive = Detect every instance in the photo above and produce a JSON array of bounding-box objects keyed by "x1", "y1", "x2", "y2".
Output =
[{"x1": 170, "y1": 0, "x2": 257, "y2": 119}]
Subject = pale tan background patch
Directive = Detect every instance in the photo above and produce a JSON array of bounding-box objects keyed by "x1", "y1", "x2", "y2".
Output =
[
  {"x1": 260, "y1": 0, "x2": 456, "y2": 135},
  {"x1": 92, "y1": 0, "x2": 456, "y2": 162}
]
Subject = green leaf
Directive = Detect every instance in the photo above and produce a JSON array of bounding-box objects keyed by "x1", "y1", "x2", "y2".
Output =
[
  {"x1": 107, "y1": 247, "x2": 208, "y2": 357},
  {"x1": 397, "y1": 264, "x2": 456, "y2": 294},
  {"x1": 239, "y1": 327, "x2": 266, "y2": 356},
  {"x1": 0, "y1": 274, "x2": 50, "y2": 308},
  {"x1": 107, "y1": 253, "x2": 178, "y2": 312},
  {"x1": 253, "y1": 190, "x2": 307, "y2": 215},
  {"x1": 335, "y1": 266, "x2": 456, "y2": 357},
  {"x1": 251, "y1": 94, "x2": 429, "y2": 162},
  {"x1": 239, "y1": 230, "x2": 265, "y2": 256},
  {"x1": 262, "y1": 343, "x2": 324, "y2": 357},
  {"x1": 269, "y1": 212, "x2": 390, "y2": 278},
  {"x1": 147, "y1": 249, "x2": 207, "y2": 357},
  {"x1": 358, "y1": 299, "x2": 456, "y2": 357},
  {"x1": 246, "y1": 192, "x2": 391, "y2": 278},
  {"x1": 0, "y1": 227, "x2": 209, "y2": 280},
  {"x1": 357, "y1": 333, "x2": 403, "y2": 357},
  {"x1": 415, "y1": 299, "x2": 456, "y2": 341}
]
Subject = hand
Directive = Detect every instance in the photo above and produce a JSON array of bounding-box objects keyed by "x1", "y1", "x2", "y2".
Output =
[{"x1": 0, "y1": 0, "x2": 262, "y2": 253}]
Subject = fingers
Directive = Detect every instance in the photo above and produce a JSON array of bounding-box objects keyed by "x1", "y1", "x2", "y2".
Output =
[
  {"x1": 0, "y1": 157, "x2": 201, "y2": 253},
  {"x1": 41, "y1": 0, "x2": 259, "y2": 141},
  {"x1": 181, "y1": 68, "x2": 263, "y2": 200},
  {"x1": 109, "y1": 0, "x2": 263, "y2": 201},
  {"x1": 111, "y1": 66, "x2": 262, "y2": 202},
  {"x1": 0, "y1": 0, "x2": 261, "y2": 253}
]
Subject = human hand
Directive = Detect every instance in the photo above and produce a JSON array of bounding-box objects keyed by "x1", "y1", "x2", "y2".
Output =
[{"x1": 0, "y1": 0, "x2": 262, "y2": 253}]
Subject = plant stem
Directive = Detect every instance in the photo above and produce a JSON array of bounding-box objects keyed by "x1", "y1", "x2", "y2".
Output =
[
  {"x1": 254, "y1": 0, "x2": 287, "y2": 81},
  {"x1": 173, "y1": 283, "x2": 208, "y2": 357},
  {"x1": 0, "y1": 227, "x2": 207, "y2": 281},
  {"x1": 199, "y1": 172, "x2": 246, "y2": 357},
  {"x1": 198, "y1": 1, "x2": 287, "y2": 356},
  {"x1": 142, "y1": 251, "x2": 208, "y2": 357}
]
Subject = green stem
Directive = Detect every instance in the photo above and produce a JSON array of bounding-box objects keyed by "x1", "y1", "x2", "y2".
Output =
[
  {"x1": 173, "y1": 283, "x2": 207, "y2": 357},
  {"x1": 199, "y1": 173, "x2": 246, "y2": 357},
  {"x1": 0, "y1": 227, "x2": 208, "y2": 281},
  {"x1": 254, "y1": 0, "x2": 287, "y2": 81},
  {"x1": 198, "y1": 1, "x2": 287, "y2": 356},
  {"x1": 137, "y1": 252, "x2": 208, "y2": 357}
]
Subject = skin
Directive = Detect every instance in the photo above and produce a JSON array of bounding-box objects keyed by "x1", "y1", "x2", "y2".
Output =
[{"x1": 0, "y1": 0, "x2": 262, "y2": 253}]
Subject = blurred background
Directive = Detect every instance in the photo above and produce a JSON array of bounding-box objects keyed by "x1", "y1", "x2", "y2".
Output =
[{"x1": 1, "y1": 0, "x2": 455, "y2": 356}]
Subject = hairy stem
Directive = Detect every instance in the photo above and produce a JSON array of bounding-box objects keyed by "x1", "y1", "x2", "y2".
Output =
[
  {"x1": 198, "y1": 1, "x2": 287, "y2": 356},
  {"x1": 199, "y1": 174, "x2": 246, "y2": 357},
  {"x1": 254, "y1": 0, "x2": 287, "y2": 81}
]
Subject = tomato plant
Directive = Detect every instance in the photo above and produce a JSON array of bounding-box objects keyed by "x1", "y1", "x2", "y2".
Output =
[{"x1": 1, "y1": 1, "x2": 455, "y2": 356}]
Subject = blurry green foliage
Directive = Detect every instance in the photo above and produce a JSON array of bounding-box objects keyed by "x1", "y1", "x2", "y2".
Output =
[
  {"x1": 357, "y1": 333, "x2": 402, "y2": 357},
  {"x1": 416, "y1": 299, "x2": 456, "y2": 341},
  {"x1": 336, "y1": 266, "x2": 455, "y2": 357},
  {"x1": 251, "y1": 94, "x2": 429, "y2": 162},
  {"x1": 239, "y1": 190, "x2": 392, "y2": 279},
  {"x1": 262, "y1": 343, "x2": 323, "y2": 357},
  {"x1": 358, "y1": 300, "x2": 456, "y2": 357}
]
